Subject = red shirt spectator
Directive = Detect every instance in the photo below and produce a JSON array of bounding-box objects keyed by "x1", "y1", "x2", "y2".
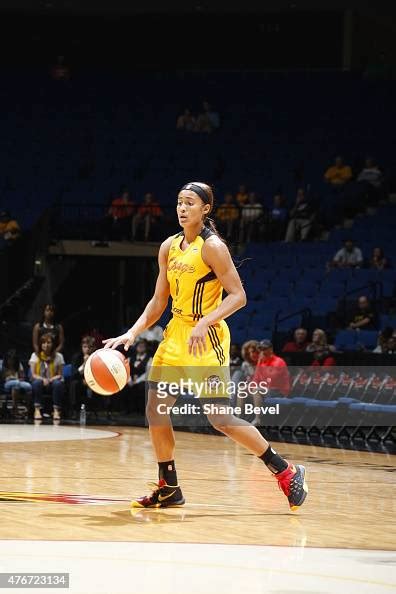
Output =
[
  {"x1": 282, "y1": 328, "x2": 309, "y2": 352},
  {"x1": 311, "y1": 355, "x2": 336, "y2": 367},
  {"x1": 251, "y1": 340, "x2": 290, "y2": 396},
  {"x1": 109, "y1": 191, "x2": 134, "y2": 220}
]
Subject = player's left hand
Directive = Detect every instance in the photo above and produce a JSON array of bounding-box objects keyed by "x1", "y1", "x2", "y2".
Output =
[{"x1": 188, "y1": 320, "x2": 208, "y2": 357}]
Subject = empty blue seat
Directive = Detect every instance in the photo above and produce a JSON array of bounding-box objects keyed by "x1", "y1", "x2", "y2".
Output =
[{"x1": 335, "y1": 329, "x2": 357, "y2": 350}]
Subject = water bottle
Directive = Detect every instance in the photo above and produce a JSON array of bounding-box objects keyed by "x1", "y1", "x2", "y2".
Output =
[{"x1": 79, "y1": 403, "x2": 86, "y2": 426}]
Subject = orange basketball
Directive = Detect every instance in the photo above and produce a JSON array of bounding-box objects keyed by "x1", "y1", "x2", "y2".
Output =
[{"x1": 84, "y1": 348, "x2": 130, "y2": 395}]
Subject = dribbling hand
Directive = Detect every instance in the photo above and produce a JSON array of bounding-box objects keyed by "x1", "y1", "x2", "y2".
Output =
[{"x1": 102, "y1": 330, "x2": 135, "y2": 351}]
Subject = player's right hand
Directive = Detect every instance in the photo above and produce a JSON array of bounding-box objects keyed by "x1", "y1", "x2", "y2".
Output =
[{"x1": 102, "y1": 330, "x2": 135, "y2": 351}]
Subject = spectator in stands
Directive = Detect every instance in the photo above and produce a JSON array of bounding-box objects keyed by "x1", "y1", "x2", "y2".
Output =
[
  {"x1": 202, "y1": 100, "x2": 220, "y2": 130},
  {"x1": 230, "y1": 343, "x2": 242, "y2": 376},
  {"x1": 250, "y1": 340, "x2": 290, "y2": 426},
  {"x1": 309, "y1": 345, "x2": 336, "y2": 367},
  {"x1": 136, "y1": 322, "x2": 164, "y2": 345},
  {"x1": 51, "y1": 55, "x2": 71, "y2": 80},
  {"x1": 29, "y1": 333, "x2": 65, "y2": 420},
  {"x1": 107, "y1": 189, "x2": 134, "y2": 240},
  {"x1": 373, "y1": 327, "x2": 394, "y2": 354},
  {"x1": 125, "y1": 339, "x2": 151, "y2": 414},
  {"x1": 284, "y1": 189, "x2": 314, "y2": 242},
  {"x1": 1, "y1": 348, "x2": 32, "y2": 416},
  {"x1": 69, "y1": 336, "x2": 96, "y2": 418},
  {"x1": 215, "y1": 192, "x2": 239, "y2": 240},
  {"x1": 195, "y1": 101, "x2": 220, "y2": 133},
  {"x1": 131, "y1": 192, "x2": 163, "y2": 241},
  {"x1": 357, "y1": 158, "x2": 383, "y2": 189},
  {"x1": 268, "y1": 194, "x2": 288, "y2": 240},
  {"x1": 306, "y1": 328, "x2": 336, "y2": 353},
  {"x1": 176, "y1": 108, "x2": 196, "y2": 132},
  {"x1": 239, "y1": 192, "x2": 264, "y2": 242},
  {"x1": 0, "y1": 210, "x2": 21, "y2": 246},
  {"x1": 232, "y1": 340, "x2": 259, "y2": 409},
  {"x1": 324, "y1": 156, "x2": 352, "y2": 188},
  {"x1": 369, "y1": 247, "x2": 389, "y2": 270},
  {"x1": 282, "y1": 328, "x2": 309, "y2": 352},
  {"x1": 235, "y1": 184, "x2": 248, "y2": 206},
  {"x1": 330, "y1": 239, "x2": 363, "y2": 269},
  {"x1": 32, "y1": 304, "x2": 65, "y2": 355},
  {"x1": 347, "y1": 296, "x2": 377, "y2": 330}
]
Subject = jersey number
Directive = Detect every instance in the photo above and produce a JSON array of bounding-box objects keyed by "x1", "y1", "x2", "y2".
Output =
[{"x1": 175, "y1": 278, "x2": 180, "y2": 296}]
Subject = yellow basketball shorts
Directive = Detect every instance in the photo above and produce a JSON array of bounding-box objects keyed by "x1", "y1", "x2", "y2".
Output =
[{"x1": 148, "y1": 317, "x2": 231, "y2": 401}]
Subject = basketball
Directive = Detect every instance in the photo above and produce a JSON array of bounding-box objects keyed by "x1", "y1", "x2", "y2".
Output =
[{"x1": 84, "y1": 348, "x2": 130, "y2": 395}]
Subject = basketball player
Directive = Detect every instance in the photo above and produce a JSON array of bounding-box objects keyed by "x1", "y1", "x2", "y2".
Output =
[{"x1": 103, "y1": 182, "x2": 308, "y2": 510}]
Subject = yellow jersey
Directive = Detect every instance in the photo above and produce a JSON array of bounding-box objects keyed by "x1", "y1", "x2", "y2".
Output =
[{"x1": 167, "y1": 227, "x2": 223, "y2": 325}]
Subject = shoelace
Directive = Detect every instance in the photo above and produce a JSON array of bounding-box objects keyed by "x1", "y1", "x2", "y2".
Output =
[
  {"x1": 275, "y1": 467, "x2": 294, "y2": 497},
  {"x1": 145, "y1": 481, "x2": 164, "y2": 499}
]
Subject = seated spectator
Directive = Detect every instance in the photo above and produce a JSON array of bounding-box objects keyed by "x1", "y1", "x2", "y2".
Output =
[
  {"x1": 69, "y1": 336, "x2": 96, "y2": 418},
  {"x1": 385, "y1": 332, "x2": 396, "y2": 355},
  {"x1": 251, "y1": 340, "x2": 290, "y2": 426},
  {"x1": 215, "y1": 192, "x2": 239, "y2": 240},
  {"x1": 125, "y1": 339, "x2": 152, "y2": 414},
  {"x1": 356, "y1": 157, "x2": 383, "y2": 188},
  {"x1": 195, "y1": 101, "x2": 219, "y2": 133},
  {"x1": 324, "y1": 156, "x2": 352, "y2": 188},
  {"x1": 230, "y1": 343, "x2": 242, "y2": 376},
  {"x1": 136, "y1": 322, "x2": 163, "y2": 345},
  {"x1": 369, "y1": 247, "x2": 389, "y2": 270},
  {"x1": 176, "y1": 108, "x2": 196, "y2": 132},
  {"x1": 310, "y1": 345, "x2": 336, "y2": 367},
  {"x1": 235, "y1": 184, "x2": 248, "y2": 206},
  {"x1": 268, "y1": 194, "x2": 288, "y2": 240},
  {"x1": 282, "y1": 328, "x2": 309, "y2": 352},
  {"x1": 232, "y1": 340, "x2": 259, "y2": 409},
  {"x1": 107, "y1": 189, "x2": 135, "y2": 240},
  {"x1": 29, "y1": 333, "x2": 65, "y2": 420},
  {"x1": 32, "y1": 304, "x2": 65, "y2": 355},
  {"x1": 202, "y1": 100, "x2": 220, "y2": 130},
  {"x1": 239, "y1": 192, "x2": 264, "y2": 242},
  {"x1": 284, "y1": 189, "x2": 314, "y2": 242},
  {"x1": 306, "y1": 328, "x2": 336, "y2": 353},
  {"x1": 373, "y1": 327, "x2": 394, "y2": 354},
  {"x1": 51, "y1": 55, "x2": 71, "y2": 80},
  {"x1": 1, "y1": 349, "x2": 32, "y2": 416},
  {"x1": 131, "y1": 193, "x2": 163, "y2": 241},
  {"x1": 347, "y1": 296, "x2": 377, "y2": 330},
  {"x1": 0, "y1": 210, "x2": 21, "y2": 247},
  {"x1": 330, "y1": 239, "x2": 363, "y2": 269}
]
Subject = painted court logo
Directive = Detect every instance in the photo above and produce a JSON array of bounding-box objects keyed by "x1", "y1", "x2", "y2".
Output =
[{"x1": 0, "y1": 492, "x2": 128, "y2": 505}]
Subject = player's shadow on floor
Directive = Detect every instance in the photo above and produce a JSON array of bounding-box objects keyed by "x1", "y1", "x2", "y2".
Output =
[{"x1": 41, "y1": 509, "x2": 292, "y2": 528}]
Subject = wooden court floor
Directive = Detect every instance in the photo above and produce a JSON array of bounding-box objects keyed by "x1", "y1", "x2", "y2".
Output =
[{"x1": 0, "y1": 426, "x2": 395, "y2": 550}]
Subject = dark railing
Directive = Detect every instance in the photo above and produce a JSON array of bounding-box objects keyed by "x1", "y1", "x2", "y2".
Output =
[{"x1": 273, "y1": 307, "x2": 312, "y2": 341}]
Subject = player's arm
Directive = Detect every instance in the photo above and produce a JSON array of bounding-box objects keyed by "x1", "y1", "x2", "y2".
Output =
[
  {"x1": 103, "y1": 236, "x2": 172, "y2": 350},
  {"x1": 188, "y1": 237, "x2": 246, "y2": 356}
]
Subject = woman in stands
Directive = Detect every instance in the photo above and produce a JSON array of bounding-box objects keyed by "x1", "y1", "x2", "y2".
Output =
[
  {"x1": 1, "y1": 349, "x2": 32, "y2": 416},
  {"x1": 32, "y1": 304, "x2": 65, "y2": 355},
  {"x1": 306, "y1": 328, "x2": 336, "y2": 353},
  {"x1": 29, "y1": 333, "x2": 65, "y2": 420},
  {"x1": 103, "y1": 181, "x2": 308, "y2": 511}
]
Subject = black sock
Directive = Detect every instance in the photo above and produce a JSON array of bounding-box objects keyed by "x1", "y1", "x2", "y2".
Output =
[
  {"x1": 259, "y1": 445, "x2": 288, "y2": 474},
  {"x1": 158, "y1": 460, "x2": 178, "y2": 486}
]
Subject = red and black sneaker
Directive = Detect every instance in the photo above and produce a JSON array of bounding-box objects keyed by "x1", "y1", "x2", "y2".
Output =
[
  {"x1": 275, "y1": 462, "x2": 308, "y2": 511},
  {"x1": 131, "y1": 479, "x2": 185, "y2": 508}
]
